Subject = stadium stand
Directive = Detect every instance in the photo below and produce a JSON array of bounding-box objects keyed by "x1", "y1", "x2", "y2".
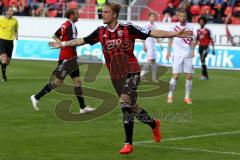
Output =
[{"x1": 0, "y1": 0, "x2": 239, "y2": 24}]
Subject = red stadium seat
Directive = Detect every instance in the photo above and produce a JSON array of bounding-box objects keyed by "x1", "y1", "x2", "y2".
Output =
[
  {"x1": 9, "y1": 0, "x2": 18, "y2": 5},
  {"x1": 224, "y1": 7, "x2": 233, "y2": 16},
  {"x1": 211, "y1": 9, "x2": 216, "y2": 15},
  {"x1": 200, "y1": 5, "x2": 211, "y2": 15},
  {"x1": 232, "y1": 17, "x2": 237, "y2": 24},
  {"x1": 46, "y1": 0, "x2": 58, "y2": 5},
  {"x1": 190, "y1": 5, "x2": 200, "y2": 15},
  {"x1": 3, "y1": 0, "x2": 9, "y2": 6},
  {"x1": 214, "y1": 4, "x2": 221, "y2": 9},
  {"x1": 234, "y1": 6, "x2": 240, "y2": 12},
  {"x1": 236, "y1": 18, "x2": 240, "y2": 24}
]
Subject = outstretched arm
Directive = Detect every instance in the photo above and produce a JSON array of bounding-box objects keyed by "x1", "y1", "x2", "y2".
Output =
[
  {"x1": 49, "y1": 28, "x2": 100, "y2": 48},
  {"x1": 49, "y1": 38, "x2": 86, "y2": 48},
  {"x1": 150, "y1": 29, "x2": 192, "y2": 38}
]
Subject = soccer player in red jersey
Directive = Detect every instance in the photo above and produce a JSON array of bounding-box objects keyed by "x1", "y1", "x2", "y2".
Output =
[
  {"x1": 195, "y1": 16, "x2": 215, "y2": 80},
  {"x1": 49, "y1": 2, "x2": 192, "y2": 154},
  {"x1": 31, "y1": 8, "x2": 95, "y2": 113}
]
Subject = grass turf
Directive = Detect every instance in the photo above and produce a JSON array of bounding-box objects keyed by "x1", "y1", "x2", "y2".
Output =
[{"x1": 0, "y1": 59, "x2": 239, "y2": 160}]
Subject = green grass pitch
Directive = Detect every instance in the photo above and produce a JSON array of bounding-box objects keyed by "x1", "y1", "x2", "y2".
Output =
[{"x1": 0, "y1": 59, "x2": 240, "y2": 160}]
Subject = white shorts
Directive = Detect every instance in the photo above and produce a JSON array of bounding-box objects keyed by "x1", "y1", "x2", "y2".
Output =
[
  {"x1": 172, "y1": 56, "x2": 194, "y2": 73},
  {"x1": 146, "y1": 47, "x2": 157, "y2": 62}
]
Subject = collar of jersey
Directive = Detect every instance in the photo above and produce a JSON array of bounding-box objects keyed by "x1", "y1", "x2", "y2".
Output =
[{"x1": 107, "y1": 23, "x2": 119, "y2": 32}]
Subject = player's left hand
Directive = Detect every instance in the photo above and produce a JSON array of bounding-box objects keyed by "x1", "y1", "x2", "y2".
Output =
[
  {"x1": 177, "y1": 29, "x2": 193, "y2": 38},
  {"x1": 48, "y1": 41, "x2": 61, "y2": 49}
]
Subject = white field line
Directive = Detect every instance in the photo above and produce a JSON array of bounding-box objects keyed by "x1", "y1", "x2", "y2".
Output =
[
  {"x1": 135, "y1": 130, "x2": 240, "y2": 144},
  {"x1": 137, "y1": 144, "x2": 240, "y2": 156}
]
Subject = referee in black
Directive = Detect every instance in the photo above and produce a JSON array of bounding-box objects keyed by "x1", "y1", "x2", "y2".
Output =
[{"x1": 0, "y1": 6, "x2": 18, "y2": 81}]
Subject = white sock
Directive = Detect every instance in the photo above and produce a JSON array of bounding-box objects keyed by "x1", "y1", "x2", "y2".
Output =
[
  {"x1": 185, "y1": 80, "x2": 192, "y2": 99},
  {"x1": 151, "y1": 63, "x2": 157, "y2": 80},
  {"x1": 168, "y1": 78, "x2": 176, "y2": 97},
  {"x1": 140, "y1": 63, "x2": 150, "y2": 77}
]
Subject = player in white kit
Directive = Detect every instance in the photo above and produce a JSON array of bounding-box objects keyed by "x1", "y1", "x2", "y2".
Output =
[
  {"x1": 166, "y1": 10, "x2": 195, "y2": 104},
  {"x1": 140, "y1": 12, "x2": 162, "y2": 83}
]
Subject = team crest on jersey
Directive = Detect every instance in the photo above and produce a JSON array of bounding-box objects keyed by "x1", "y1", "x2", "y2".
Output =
[{"x1": 117, "y1": 30, "x2": 123, "y2": 37}]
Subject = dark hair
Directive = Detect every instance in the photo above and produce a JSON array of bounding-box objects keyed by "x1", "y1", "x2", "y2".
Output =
[
  {"x1": 104, "y1": 2, "x2": 122, "y2": 18},
  {"x1": 198, "y1": 16, "x2": 207, "y2": 24},
  {"x1": 4, "y1": 6, "x2": 12, "y2": 12},
  {"x1": 64, "y1": 8, "x2": 77, "y2": 19}
]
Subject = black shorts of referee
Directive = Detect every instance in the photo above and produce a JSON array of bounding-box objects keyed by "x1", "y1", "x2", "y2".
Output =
[{"x1": 0, "y1": 38, "x2": 14, "y2": 58}]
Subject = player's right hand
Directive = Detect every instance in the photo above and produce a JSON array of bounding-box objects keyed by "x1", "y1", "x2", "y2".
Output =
[{"x1": 48, "y1": 41, "x2": 61, "y2": 49}]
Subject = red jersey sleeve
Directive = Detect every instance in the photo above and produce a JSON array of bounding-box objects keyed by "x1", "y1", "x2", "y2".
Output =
[{"x1": 54, "y1": 27, "x2": 62, "y2": 38}]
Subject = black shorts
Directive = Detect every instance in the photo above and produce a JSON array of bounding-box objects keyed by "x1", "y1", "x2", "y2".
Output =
[
  {"x1": 53, "y1": 57, "x2": 80, "y2": 80},
  {"x1": 0, "y1": 39, "x2": 14, "y2": 58},
  {"x1": 111, "y1": 72, "x2": 140, "y2": 106},
  {"x1": 199, "y1": 45, "x2": 209, "y2": 58}
]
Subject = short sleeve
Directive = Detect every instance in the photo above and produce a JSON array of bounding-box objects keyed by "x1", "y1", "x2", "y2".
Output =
[
  {"x1": 128, "y1": 22, "x2": 150, "y2": 40},
  {"x1": 55, "y1": 22, "x2": 70, "y2": 38},
  {"x1": 83, "y1": 28, "x2": 100, "y2": 45},
  {"x1": 14, "y1": 19, "x2": 18, "y2": 32},
  {"x1": 208, "y1": 28, "x2": 213, "y2": 39},
  {"x1": 54, "y1": 27, "x2": 62, "y2": 38}
]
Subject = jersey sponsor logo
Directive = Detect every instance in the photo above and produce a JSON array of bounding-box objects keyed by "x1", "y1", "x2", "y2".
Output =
[
  {"x1": 103, "y1": 39, "x2": 133, "y2": 51},
  {"x1": 105, "y1": 39, "x2": 122, "y2": 51},
  {"x1": 199, "y1": 34, "x2": 205, "y2": 39},
  {"x1": 106, "y1": 39, "x2": 122, "y2": 47}
]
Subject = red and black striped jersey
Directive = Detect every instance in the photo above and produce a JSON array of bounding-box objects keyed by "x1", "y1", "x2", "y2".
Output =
[
  {"x1": 55, "y1": 20, "x2": 78, "y2": 60},
  {"x1": 83, "y1": 22, "x2": 150, "y2": 80},
  {"x1": 197, "y1": 28, "x2": 212, "y2": 46}
]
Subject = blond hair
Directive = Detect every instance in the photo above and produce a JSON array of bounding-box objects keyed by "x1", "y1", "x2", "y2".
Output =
[{"x1": 104, "y1": 2, "x2": 122, "y2": 18}]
